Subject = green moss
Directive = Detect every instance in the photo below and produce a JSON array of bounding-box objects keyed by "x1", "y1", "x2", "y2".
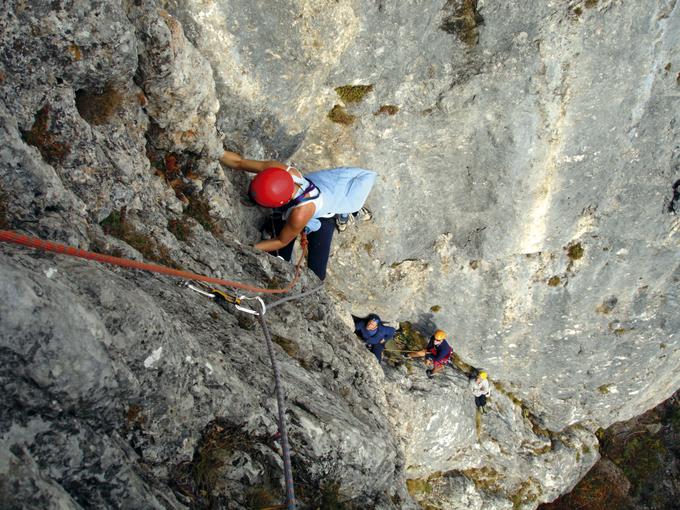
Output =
[
  {"x1": 319, "y1": 481, "x2": 350, "y2": 509},
  {"x1": 615, "y1": 436, "x2": 666, "y2": 497},
  {"x1": 334, "y1": 84, "x2": 374, "y2": 103},
  {"x1": 510, "y1": 478, "x2": 541, "y2": 510},
  {"x1": 328, "y1": 104, "x2": 356, "y2": 125},
  {"x1": 363, "y1": 241, "x2": 375, "y2": 256},
  {"x1": 572, "y1": 6, "x2": 583, "y2": 16},
  {"x1": 541, "y1": 463, "x2": 631, "y2": 510},
  {"x1": 449, "y1": 351, "x2": 474, "y2": 374},
  {"x1": 440, "y1": 0, "x2": 484, "y2": 47},
  {"x1": 75, "y1": 83, "x2": 123, "y2": 126},
  {"x1": 430, "y1": 305, "x2": 441, "y2": 313},
  {"x1": 547, "y1": 276, "x2": 561, "y2": 287},
  {"x1": 100, "y1": 208, "x2": 181, "y2": 268},
  {"x1": 375, "y1": 104, "x2": 399, "y2": 115},
  {"x1": 406, "y1": 477, "x2": 433, "y2": 496},
  {"x1": 493, "y1": 381, "x2": 554, "y2": 440},
  {"x1": 609, "y1": 322, "x2": 634, "y2": 336},
  {"x1": 170, "y1": 420, "x2": 264, "y2": 507},
  {"x1": 100, "y1": 209, "x2": 126, "y2": 238},
  {"x1": 598, "y1": 384, "x2": 612, "y2": 394},
  {"x1": 566, "y1": 242, "x2": 584, "y2": 261},
  {"x1": 469, "y1": 260, "x2": 480, "y2": 270},
  {"x1": 670, "y1": 406, "x2": 680, "y2": 432},
  {"x1": 21, "y1": 104, "x2": 71, "y2": 164},
  {"x1": 168, "y1": 217, "x2": 193, "y2": 242},
  {"x1": 272, "y1": 334, "x2": 299, "y2": 358},
  {"x1": 185, "y1": 195, "x2": 221, "y2": 236},
  {"x1": 388, "y1": 321, "x2": 428, "y2": 362},
  {"x1": 584, "y1": 0, "x2": 598, "y2": 7},
  {"x1": 463, "y1": 466, "x2": 503, "y2": 492}
]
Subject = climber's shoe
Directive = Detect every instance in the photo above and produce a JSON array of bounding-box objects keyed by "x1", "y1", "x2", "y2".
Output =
[
  {"x1": 336, "y1": 213, "x2": 352, "y2": 232},
  {"x1": 356, "y1": 206, "x2": 373, "y2": 223},
  {"x1": 426, "y1": 369, "x2": 434, "y2": 379}
]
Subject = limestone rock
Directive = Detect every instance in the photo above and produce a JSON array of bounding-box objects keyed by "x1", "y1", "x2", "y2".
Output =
[{"x1": 1, "y1": 0, "x2": 679, "y2": 509}]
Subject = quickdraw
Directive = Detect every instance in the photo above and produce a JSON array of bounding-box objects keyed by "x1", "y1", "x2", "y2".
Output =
[{"x1": 182, "y1": 281, "x2": 265, "y2": 315}]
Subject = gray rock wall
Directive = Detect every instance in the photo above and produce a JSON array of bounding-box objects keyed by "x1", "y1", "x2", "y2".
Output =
[
  {"x1": 1, "y1": 0, "x2": 678, "y2": 509},
  {"x1": 166, "y1": 0, "x2": 680, "y2": 427}
]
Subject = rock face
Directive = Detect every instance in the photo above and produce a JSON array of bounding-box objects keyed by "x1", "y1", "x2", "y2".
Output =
[
  {"x1": 539, "y1": 389, "x2": 680, "y2": 510},
  {"x1": 0, "y1": 0, "x2": 678, "y2": 509}
]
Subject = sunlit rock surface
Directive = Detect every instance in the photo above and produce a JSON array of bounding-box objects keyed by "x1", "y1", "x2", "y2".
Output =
[{"x1": 0, "y1": 0, "x2": 678, "y2": 509}]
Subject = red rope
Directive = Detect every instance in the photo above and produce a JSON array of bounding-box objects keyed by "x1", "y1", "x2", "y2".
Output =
[{"x1": 0, "y1": 230, "x2": 305, "y2": 295}]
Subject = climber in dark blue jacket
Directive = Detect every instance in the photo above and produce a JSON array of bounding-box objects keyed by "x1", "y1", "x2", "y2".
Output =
[{"x1": 353, "y1": 314, "x2": 396, "y2": 362}]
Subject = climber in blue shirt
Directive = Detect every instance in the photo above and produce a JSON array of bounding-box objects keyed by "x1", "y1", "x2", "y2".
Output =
[
  {"x1": 220, "y1": 150, "x2": 376, "y2": 280},
  {"x1": 353, "y1": 314, "x2": 396, "y2": 362}
]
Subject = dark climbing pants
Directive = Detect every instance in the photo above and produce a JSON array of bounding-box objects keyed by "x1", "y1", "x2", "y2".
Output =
[
  {"x1": 475, "y1": 395, "x2": 487, "y2": 408},
  {"x1": 368, "y1": 342, "x2": 386, "y2": 362},
  {"x1": 273, "y1": 216, "x2": 335, "y2": 281}
]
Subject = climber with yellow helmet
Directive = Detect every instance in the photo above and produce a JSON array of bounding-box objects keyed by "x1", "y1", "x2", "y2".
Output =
[
  {"x1": 219, "y1": 150, "x2": 376, "y2": 280},
  {"x1": 407, "y1": 329, "x2": 452, "y2": 379},
  {"x1": 471, "y1": 370, "x2": 491, "y2": 413}
]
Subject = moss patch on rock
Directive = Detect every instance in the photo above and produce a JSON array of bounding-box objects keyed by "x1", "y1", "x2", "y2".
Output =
[
  {"x1": 566, "y1": 242, "x2": 584, "y2": 261},
  {"x1": 382, "y1": 321, "x2": 432, "y2": 367},
  {"x1": 170, "y1": 420, "x2": 273, "y2": 508},
  {"x1": 547, "y1": 276, "x2": 561, "y2": 287},
  {"x1": 334, "y1": 84, "x2": 374, "y2": 103},
  {"x1": 328, "y1": 105, "x2": 356, "y2": 125},
  {"x1": 168, "y1": 217, "x2": 193, "y2": 242},
  {"x1": 100, "y1": 208, "x2": 180, "y2": 268},
  {"x1": 463, "y1": 466, "x2": 504, "y2": 493},
  {"x1": 21, "y1": 104, "x2": 71, "y2": 165},
  {"x1": 375, "y1": 104, "x2": 399, "y2": 115},
  {"x1": 185, "y1": 194, "x2": 222, "y2": 236},
  {"x1": 76, "y1": 83, "x2": 123, "y2": 126},
  {"x1": 440, "y1": 0, "x2": 485, "y2": 47}
]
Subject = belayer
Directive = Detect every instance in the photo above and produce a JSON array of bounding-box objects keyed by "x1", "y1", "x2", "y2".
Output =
[
  {"x1": 220, "y1": 150, "x2": 376, "y2": 280},
  {"x1": 407, "y1": 329, "x2": 452, "y2": 378},
  {"x1": 353, "y1": 314, "x2": 396, "y2": 363}
]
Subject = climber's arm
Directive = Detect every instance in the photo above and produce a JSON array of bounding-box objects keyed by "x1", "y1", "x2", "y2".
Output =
[
  {"x1": 219, "y1": 150, "x2": 286, "y2": 174},
  {"x1": 254, "y1": 204, "x2": 313, "y2": 252}
]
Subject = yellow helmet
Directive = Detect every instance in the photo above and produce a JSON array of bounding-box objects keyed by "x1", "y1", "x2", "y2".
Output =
[
  {"x1": 434, "y1": 329, "x2": 446, "y2": 340},
  {"x1": 479, "y1": 371, "x2": 487, "y2": 380}
]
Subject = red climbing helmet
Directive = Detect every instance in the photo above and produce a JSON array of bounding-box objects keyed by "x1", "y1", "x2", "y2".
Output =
[{"x1": 248, "y1": 167, "x2": 295, "y2": 207}]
